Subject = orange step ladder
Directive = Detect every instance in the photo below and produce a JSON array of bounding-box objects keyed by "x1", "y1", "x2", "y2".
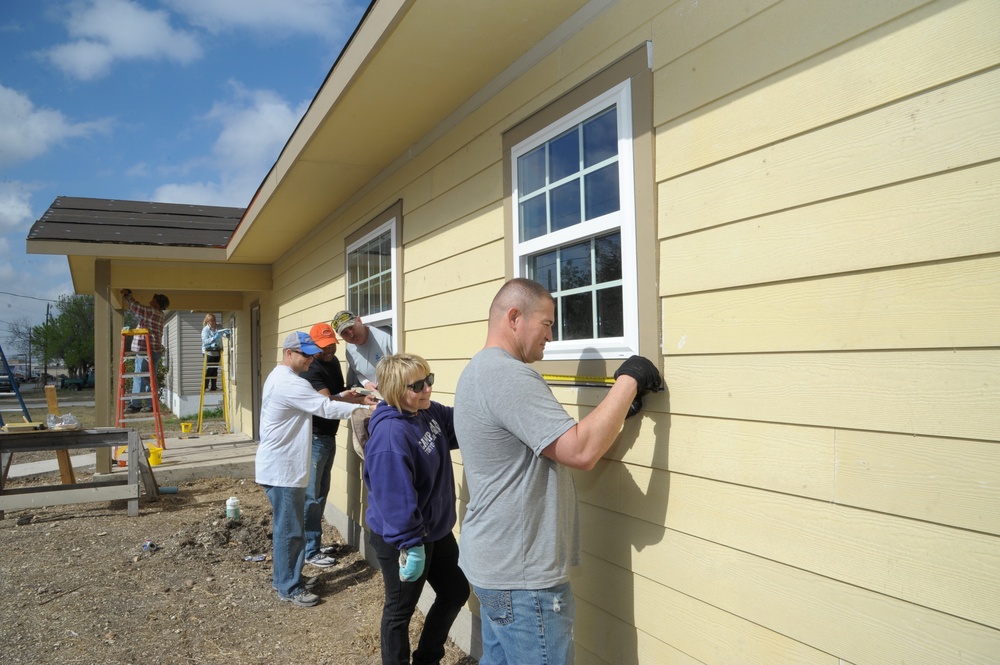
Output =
[{"x1": 115, "y1": 328, "x2": 165, "y2": 459}]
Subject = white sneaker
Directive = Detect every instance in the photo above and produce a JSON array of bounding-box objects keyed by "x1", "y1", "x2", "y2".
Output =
[{"x1": 305, "y1": 553, "x2": 337, "y2": 568}]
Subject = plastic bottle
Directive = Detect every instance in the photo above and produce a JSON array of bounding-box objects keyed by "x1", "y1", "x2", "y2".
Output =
[{"x1": 225, "y1": 496, "x2": 241, "y2": 520}]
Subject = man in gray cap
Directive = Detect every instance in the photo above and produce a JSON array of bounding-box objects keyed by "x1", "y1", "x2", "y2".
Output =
[
  {"x1": 331, "y1": 310, "x2": 393, "y2": 391},
  {"x1": 256, "y1": 331, "x2": 372, "y2": 608}
]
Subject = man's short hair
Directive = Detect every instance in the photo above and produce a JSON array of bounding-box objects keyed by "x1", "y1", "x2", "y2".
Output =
[
  {"x1": 489, "y1": 278, "x2": 552, "y2": 321},
  {"x1": 153, "y1": 294, "x2": 170, "y2": 310},
  {"x1": 376, "y1": 353, "x2": 432, "y2": 413}
]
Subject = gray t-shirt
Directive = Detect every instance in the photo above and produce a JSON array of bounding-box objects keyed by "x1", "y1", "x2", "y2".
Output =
[
  {"x1": 345, "y1": 325, "x2": 392, "y2": 387},
  {"x1": 454, "y1": 346, "x2": 578, "y2": 589}
]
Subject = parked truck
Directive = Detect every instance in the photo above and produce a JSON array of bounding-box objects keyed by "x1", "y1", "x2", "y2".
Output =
[{"x1": 60, "y1": 370, "x2": 95, "y2": 391}]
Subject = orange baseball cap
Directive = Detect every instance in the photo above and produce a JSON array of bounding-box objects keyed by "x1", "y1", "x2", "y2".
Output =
[{"x1": 309, "y1": 322, "x2": 339, "y2": 348}]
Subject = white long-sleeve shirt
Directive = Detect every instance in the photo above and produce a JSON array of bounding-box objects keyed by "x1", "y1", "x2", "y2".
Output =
[{"x1": 255, "y1": 365, "x2": 364, "y2": 487}]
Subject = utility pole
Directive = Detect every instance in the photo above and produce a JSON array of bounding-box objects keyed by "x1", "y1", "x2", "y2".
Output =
[{"x1": 44, "y1": 303, "x2": 50, "y2": 383}]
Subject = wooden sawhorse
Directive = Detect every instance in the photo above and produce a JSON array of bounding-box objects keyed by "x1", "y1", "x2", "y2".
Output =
[{"x1": 0, "y1": 428, "x2": 145, "y2": 517}]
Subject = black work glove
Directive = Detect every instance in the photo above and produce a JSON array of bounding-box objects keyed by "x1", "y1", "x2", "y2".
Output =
[
  {"x1": 614, "y1": 355, "x2": 664, "y2": 397},
  {"x1": 625, "y1": 394, "x2": 644, "y2": 419}
]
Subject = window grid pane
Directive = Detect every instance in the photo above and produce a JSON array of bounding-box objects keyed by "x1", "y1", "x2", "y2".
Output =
[
  {"x1": 517, "y1": 105, "x2": 619, "y2": 241},
  {"x1": 347, "y1": 230, "x2": 392, "y2": 318},
  {"x1": 527, "y1": 231, "x2": 622, "y2": 341}
]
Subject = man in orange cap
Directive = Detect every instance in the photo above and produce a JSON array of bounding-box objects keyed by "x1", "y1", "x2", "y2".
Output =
[{"x1": 299, "y1": 322, "x2": 374, "y2": 567}]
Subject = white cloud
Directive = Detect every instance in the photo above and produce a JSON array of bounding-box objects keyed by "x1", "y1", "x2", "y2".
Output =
[
  {"x1": 45, "y1": 0, "x2": 202, "y2": 80},
  {"x1": 152, "y1": 84, "x2": 308, "y2": 208},
  {"x1": 166, "y1": 0, "x2": 363, "y2": 38},
  {"x1": 0, "y1": 84, "x2": 110, "y2": 168},
  {"x1": 0, "y1": 181, "x2": 36, "y2": 232}
]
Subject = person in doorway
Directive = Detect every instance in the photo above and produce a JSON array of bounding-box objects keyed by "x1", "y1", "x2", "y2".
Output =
[
  {"x1": 454, "y1": 278, "x2": 663, "y2": 664},
  {"x1": 121, "y1": 289, "x2": 169, "y2": 413},
  {"x1": 256, "y1": 331, "x2": 372, "y2": 608},
  {"x1": 331, "y1": 309, "x2": 392, "y2": 391},
  {"x1": 364, "y1": 353, "x2": 469, "y2": 665},
  {"x1": 201, "y1": 313, "x2": 224, "y2": 392},
  {"x1": 299, "y1": 322, "x2": 375, "y2": 569}
]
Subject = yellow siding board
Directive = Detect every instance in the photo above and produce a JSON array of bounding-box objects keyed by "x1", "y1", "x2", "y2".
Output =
[
  {"x1": 427, "y1": 128, "x2": 501, "y2": 201},
  {"x1": 404, "y1": 279, "x2": 503, "y2": 331},
  {"x1": 581, "y1": 505, "x2": 1000, "y2": 664},
  {"x1": 653, "y1": 0, "x2": 927, "y2": 125},
  {"x1": 574, "y1": 553, "x2": 835, "y2": 665},
  {"x1": 574, "y1": 595, "x2": 709, "y2": 665},
  {"x1": 836, "y1": 429, "x2": 1000, "y2": 535},
  {"x1": 666, "y1": 351, "x2": 1000, "y2": 440},
  {"x1": 573, "y1": 596, "x2": 635, "y2": 664},
  {"x1": 622, "y1": 471, "x2": 1000, "y2": 628},
  {"x1": 661, "y1": 67, "x2": 1000, "y2": 236},
  {"x1": 403, "y1": 321, "x2": 486, "y2": 361},
  {"x1": 663, "y1": 257, "x2": 1000, "y2": 354},
  {"x1": 661, "y1": 161, "x2": 1000, "y2": 294},
  {"x1": 615, "y1": 413, "x2": 999, "y2": 535},
  {"x1": 650, "y1": 0, "x2": 781, "y2": 71},
  {"x1": 656, "y1": 0, "x2": 1000, "y2": 176},
  {"x1": 404, "y1": 239, "x2": 504, "y2": 301},
  {"x1": 402, "y1": 162, "x2": 502, "y2": 245},
  {"x1": 404, "y1": 205, "x2": 503, "y2": 272},
  {"x1": 614, "y1": 414, "x2": 836, "y2": 501}
]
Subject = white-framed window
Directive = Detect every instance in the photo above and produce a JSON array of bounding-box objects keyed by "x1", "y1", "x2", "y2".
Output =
[
  {"x1": 511, "y1": 81, "x2": 638, "y2": 360},
  {"x1": 345, "y1": 214, "x2": 398, "y2": 336}
]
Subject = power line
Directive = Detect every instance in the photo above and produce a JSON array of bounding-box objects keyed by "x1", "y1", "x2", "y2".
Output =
[{"x1": 0, "y1": 290, "x2": 60, "y2": 303}]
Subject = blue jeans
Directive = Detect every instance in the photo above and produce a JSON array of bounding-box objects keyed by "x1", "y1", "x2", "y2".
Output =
[
  {"x1": 263, "y1": 484, "x2": 308, "y2": 598},
  {"x1": 304, "y1": 433, "x2": 336, "y2": 559},
  {"x1": 370, "y1": 531, "x2": 470, "y2": 665},
  {"x1": 473, "y1": 582, "x2": 576, "y2": 665},
  {"x1": 130, "y1": 351, "x2": 162, "y2": 409}
]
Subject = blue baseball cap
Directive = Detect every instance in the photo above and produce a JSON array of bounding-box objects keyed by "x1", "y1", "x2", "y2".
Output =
[{"x1": 282, "y1": 331, "x2": 322, "y2": 355}]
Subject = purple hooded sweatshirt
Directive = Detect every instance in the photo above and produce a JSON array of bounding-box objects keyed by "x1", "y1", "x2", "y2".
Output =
[{"x1": 363, "y1": 400, "x2": 458, "y2": 550}]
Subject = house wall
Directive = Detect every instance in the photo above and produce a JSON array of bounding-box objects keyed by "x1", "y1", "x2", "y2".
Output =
[
  {"x1": 260, "y1": 0, "x2": 999, "y2": 662},
  {"x1": 162, "y1": 311, "x2": 227, "y2": 419}
]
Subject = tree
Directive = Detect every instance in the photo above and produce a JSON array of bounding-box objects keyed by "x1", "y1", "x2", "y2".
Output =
[
  {"x1": 32, "y1": 295, "x2": 95, "y2": 377},
  {"x1": 5, "y1": 317, "x2": 35, "y2": 366}
]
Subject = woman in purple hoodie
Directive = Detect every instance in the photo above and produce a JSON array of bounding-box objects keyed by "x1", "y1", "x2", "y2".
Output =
[{"x1": 363, "y1": 353, "x2": 470, "y2": 665}]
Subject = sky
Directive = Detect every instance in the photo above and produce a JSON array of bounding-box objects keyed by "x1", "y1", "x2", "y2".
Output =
[{"x1": 0, "y1": 0, "x2": 369, "y2": 354}]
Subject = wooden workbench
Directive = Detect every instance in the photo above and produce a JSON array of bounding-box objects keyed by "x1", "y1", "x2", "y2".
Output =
[{"x1": 0, "y1": 428, "x2": 141, "y2": 517}]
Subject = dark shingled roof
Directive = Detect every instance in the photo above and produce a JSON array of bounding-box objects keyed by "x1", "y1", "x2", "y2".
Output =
[{"x1": 28, "y1": 197, "x2": 245, "y2": 248}]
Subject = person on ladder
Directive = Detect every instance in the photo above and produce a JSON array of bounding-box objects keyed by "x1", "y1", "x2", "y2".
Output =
[
  {"x1": 121, "y1": 289, "x2": 169, "y2": 414},
  {"x1": 201, "y1": 313, "x2": 225, "y2": 391}
]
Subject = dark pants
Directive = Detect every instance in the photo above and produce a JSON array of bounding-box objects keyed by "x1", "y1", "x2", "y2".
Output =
[
  {"x1": 369, "y1": 531, "x2": 470, "y2": 665},
  {"x1": 205, "y1": 353, "x2": 220, "y2": 390}
]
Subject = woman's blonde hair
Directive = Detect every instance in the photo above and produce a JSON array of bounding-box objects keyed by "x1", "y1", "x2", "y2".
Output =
[
  {"x1": 203, "y1": 313, "x2": 217, "y2": 327},
  {"x1": 376, "y1": 353, "x2": 432, "y2": 412}
]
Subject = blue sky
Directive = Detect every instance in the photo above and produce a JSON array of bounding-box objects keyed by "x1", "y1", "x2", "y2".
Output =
[{"x1": 0, "y1": 0, "x2": 368, "y2": 351}]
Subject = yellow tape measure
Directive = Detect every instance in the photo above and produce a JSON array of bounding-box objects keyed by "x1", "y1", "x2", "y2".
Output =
[{"x1": 542, "y1": 374, "x2": 615, "y2": 386}]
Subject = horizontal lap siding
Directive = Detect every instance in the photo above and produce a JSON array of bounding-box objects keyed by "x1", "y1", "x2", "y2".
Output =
[
  {"x1": 649, "y1": 0, "x2": 1000, "y2": 661},
  {"x1": 289, "y1": 0, "x2": 999, "y2": 662}
]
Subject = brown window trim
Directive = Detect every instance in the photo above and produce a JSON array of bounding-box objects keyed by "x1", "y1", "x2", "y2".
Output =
[{"x1": 501, "y1": 43, "x2": 659, "y2": 382}]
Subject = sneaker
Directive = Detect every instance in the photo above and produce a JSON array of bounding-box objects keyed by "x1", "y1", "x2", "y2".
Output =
[
  {"x1": 319, "y1": 546, "x2": 337, "y2": 557},
  {"x1": 124, "y1": 405, "x2": 141, "y2": 414},
  {"x1": 305, "y1": 553, "x2": 337, "y2": 568},
  {"x1": 272, "y1": 576, "x2": 319, "y2": 592},
  {"x1": 278, "y1": 588, "x2": 319, "y2": 608}
]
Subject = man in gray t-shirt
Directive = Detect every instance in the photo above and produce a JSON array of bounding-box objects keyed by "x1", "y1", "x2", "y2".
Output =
[
  {"x1": 332, "y1": 310, "x2": 393, "y2": 390},
  {"x1": 454, "y1": 278, "x2": 662, "y2": 665}
]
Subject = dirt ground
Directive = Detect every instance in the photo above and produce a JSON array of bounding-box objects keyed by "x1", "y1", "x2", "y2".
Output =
[{"x1": 0, "y1": 469, "x2": 477, "y2": 665}]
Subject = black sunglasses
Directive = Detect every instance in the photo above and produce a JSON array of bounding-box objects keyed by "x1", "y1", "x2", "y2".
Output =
[
  {"x1": 290, "y1": 349, "x2": 313, "y2": 358},
  {"x1": 406, "y1": 374, "x2": 434, "y2": 393}
]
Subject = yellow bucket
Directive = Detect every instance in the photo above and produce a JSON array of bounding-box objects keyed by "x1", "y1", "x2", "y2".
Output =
[
  {"x1": 180, "y1": 422, "x2": 192, "y2": 433},
  {"x1": 147, "y1": 445, "x2": 163, "y2": 466}
]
